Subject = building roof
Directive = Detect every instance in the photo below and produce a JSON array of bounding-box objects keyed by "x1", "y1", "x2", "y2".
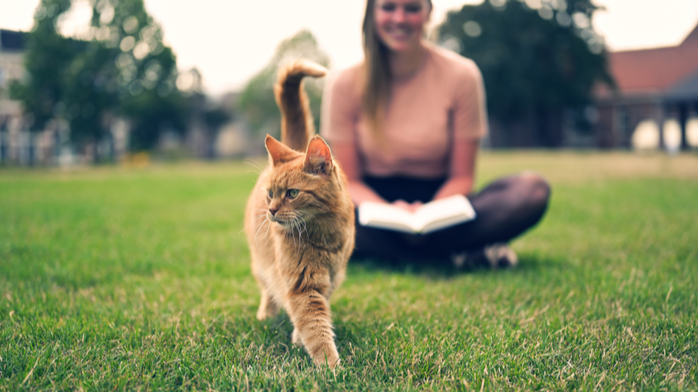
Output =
[
  {"x1": 0, "y1": 29, "x2": 26, "y2": 52},
  {"x1": 604, "y1": 22, "x2": 698, "y2": 97},
  {"x1": 664, "y1": 69, "x2": 698, "y2": 102}
]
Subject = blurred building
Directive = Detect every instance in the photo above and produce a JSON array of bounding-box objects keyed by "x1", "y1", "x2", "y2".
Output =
[
  {"x1": 0, "y1": 29, "x2": 98, "y2": 165},
  {"x1": 215, "y1": 92, "x2": 254, "y2": 158},
  {"x1": 163, "y1": 69, "x2": 251, "y2": 160},
  {"x1": 0, "y1": 29, "x2": 247, "y2": 165},
  {"x1": 594, "y1": 22, "x2": 698, "y2": 150},
  {"x1": 0, "y1": 30, "x2": 24, "y2": 100}
]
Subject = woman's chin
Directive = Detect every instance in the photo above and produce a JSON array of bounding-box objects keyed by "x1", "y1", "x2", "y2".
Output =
[{"x1": 383, "y1": 39, "x2": 422, "y2": 54}]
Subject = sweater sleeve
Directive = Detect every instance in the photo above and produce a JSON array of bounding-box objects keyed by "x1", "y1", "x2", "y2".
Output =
[
  {"x1": 451, "y1": 60, "x2": 489, "y2": 140},
  {"x1": 320, "y1": 67, "x2": 360, "y2": 145}
]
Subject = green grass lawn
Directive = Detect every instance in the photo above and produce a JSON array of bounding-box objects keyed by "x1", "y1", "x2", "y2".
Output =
[{"x1": 1, "y1": 153, "x2": 697, "y2": 391}]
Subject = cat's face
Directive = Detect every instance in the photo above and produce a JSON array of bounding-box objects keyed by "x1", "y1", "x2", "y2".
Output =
[
  {"x1": 264, "y1": 135, "x2": 338, "y2": 229},
  {"x1": 265, "y1": 172, "x2": 329, "y2": 228}
]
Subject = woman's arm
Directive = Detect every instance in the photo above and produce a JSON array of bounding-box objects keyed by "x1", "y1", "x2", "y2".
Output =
[
  {"x1": 433, "y1": 59, "x2": 486, "y2": 201},
  {"x1": 432, "y1": 138, "x2": 478, "y2": 200},
  {"x1": 320, "y1": 69, "x2": 387, "y2": 206},
  {"x1": 332, "y1": 141, "x2": 388, "y2": 206},
  {"x1": 334, "y1": 138, "x2": 479, "y2": 205}
]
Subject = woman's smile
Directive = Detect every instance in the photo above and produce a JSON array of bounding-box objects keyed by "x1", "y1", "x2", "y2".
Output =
[{"x1": 374, "y1": 0, "x2": 430, "y2": 52}]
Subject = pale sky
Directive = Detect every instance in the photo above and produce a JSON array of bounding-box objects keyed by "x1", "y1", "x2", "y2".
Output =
[{"x1": 2, "y1": 0, "x2": 698, "y2": 95}]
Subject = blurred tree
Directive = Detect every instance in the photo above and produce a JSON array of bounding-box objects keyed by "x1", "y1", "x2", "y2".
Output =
[
  {"x1": 437, "y1": 0, "x2": 614, "y2": 145},
  {"x1": 11, "y1": 0, "x2": 187, "y2": 153},
  {"x1": 238, "y1": 30, "x2": 330, "y2": 140},
  {"x1": 10, "y1": 0, "x2": 77, "y2": 134}
]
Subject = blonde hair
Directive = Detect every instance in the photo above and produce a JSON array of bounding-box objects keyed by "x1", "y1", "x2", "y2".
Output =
[{"x1": 361, "y1": 0, "x2": 431, "y2": 140}]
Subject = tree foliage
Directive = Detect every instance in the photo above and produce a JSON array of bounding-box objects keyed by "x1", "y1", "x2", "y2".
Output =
[
  {"x1": 11, "y1": 0, "x2": 187, "y2": 151},
  {"x1": 437, "y1": 0, "x2": 614, "y2": 123},
  {"x1": 238, "y1": 30, "x2": 330, "y2": 139}
]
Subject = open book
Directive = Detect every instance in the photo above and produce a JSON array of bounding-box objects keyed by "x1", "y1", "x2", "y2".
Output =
[{"x1": 358, "y1": 194, "x2": 476, "y2": 234}]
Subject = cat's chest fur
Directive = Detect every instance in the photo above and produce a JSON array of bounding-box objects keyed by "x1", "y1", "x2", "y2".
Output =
[{"x1": 249, "y1": 166, "x2": 353, "y2": 291}]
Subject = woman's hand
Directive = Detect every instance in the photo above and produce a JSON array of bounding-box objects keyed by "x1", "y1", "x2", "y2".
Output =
[
  {"x1": 392, "y1": 199, "x2": 422, "y2": 212},
  {"x1": 332, "y1": 141, "x2": 390, "y2": 206}
]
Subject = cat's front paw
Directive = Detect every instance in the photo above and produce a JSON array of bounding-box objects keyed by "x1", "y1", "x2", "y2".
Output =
[
  {"x1": 314, "y1": 353, "x2": 340, "y2": 369},
  {"x1": 311, "y1": 345, "x2": 340, "y2": 368}
]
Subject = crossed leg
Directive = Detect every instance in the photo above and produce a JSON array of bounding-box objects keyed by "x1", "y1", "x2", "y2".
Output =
[{"x1": 352, "y1": 172, "x2": 551, "y2": 261}]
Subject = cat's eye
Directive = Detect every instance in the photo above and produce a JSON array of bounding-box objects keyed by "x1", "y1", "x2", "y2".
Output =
[
  {"x1": 286, "y1": 189, "x2": 299, "y2": 199},
  {"x1": 267, "y1": 189, "x2": 273, "y2": 198}
]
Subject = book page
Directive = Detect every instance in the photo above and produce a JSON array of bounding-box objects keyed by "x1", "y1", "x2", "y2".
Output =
[
  {"x1": 359, "y1": 195, "x2": 476, "y2": 234},
  {"x1": 412, "y1": 195, "x2": 476, "y2": 233},
  {"x1": 358, "y1": 202, "x2": 415, "y2": 233}
]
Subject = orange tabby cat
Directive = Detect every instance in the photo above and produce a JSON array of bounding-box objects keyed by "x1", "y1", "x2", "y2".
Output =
[{"x1": 244, "y1": 60, "x2": 355, "y2": 368}]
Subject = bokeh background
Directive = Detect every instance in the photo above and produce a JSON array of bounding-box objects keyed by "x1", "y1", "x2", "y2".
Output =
[{"x1": 1, "y1": 0, "x2": 698, "y2": 164}]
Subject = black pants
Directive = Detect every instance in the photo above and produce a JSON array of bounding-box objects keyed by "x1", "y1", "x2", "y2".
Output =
[{"x1": 353, "y1": 173, "x2": 551, "y2": 262}]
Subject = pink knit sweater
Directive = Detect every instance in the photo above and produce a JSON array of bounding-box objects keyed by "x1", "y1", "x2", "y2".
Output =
[{"x1": 321, "y1": 44, "x2": 488, "y2": 178}]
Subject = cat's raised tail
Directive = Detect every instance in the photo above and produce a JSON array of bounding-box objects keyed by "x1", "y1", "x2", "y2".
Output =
[{"x1": 274, "y1": 60, "x2": 327, "y2": 152}]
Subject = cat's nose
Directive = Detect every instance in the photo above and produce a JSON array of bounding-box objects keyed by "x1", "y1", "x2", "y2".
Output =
[{"x1": 269, "y1": 207, "x2": 279, "y2": 216}]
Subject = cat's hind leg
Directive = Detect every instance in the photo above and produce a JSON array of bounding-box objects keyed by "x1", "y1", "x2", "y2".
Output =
[
  {"x1": 256, "y1": 289, "x2": 279, "y2": 321},
  {"x1": 252, "y1": 269, "x2": 279, "y2": 321},
  {"x1": 291, "y1": 327, "x2": 302, "y2": 346}
]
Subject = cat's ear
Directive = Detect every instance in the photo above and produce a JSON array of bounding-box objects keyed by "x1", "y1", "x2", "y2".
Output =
[
  {"x1": 265, "y1": 135, "x2": 298, "y2": 166},
  {"x1": 303, "y1": 135, "x2": 333, "y2": 176}
]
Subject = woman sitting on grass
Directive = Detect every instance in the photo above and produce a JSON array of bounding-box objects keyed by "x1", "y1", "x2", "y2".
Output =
[{"x1": 320, "y1": 0, "x2": 551, "y2": 267}]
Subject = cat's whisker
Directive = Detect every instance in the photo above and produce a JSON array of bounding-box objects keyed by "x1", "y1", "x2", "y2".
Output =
[
  {"x1": 240, "y1": 213, "x2": 268, "y2": 234},
  {"x1": 288, "y1": 217, "x2": 297, "y2": 253},
  {"x1": 247, "y1": 216, "x2": 264, "y2": 240},
  {"x1": 286, "y1": 213, "x2": 297, "y2": 242},
  {"x1": 291, "y1": 213, "x2": 307, "y2": 254},
  {"x1": 254, "y1": 220, "x2": 271, "y2": 249},
  {"x1": 298, "y1": 215, "x2": 308, "y2": 244},
  {"x1": 265, "y1": 215, "x2": 272, "y2": 238},
  {"x1": 244, "y1": 159, "x2": 267, "y2": 174},
  {"x1": 249, "y1": 211, "x2": 268, "y2": 223},
  {"x1": 252, "y1": 216, "x2": 270, "y2": 249},
  {"x1": 246, "y1": 159, "x2": 266, "y2": 169},
  {"x1": 292, "y1": 216, "x2": 302, "y2": 254},
  {"x1": 297, "y1": 214, "x2": 306, "y2": 239},
  {"x1": 242, "y1": 215, "x2": 262, "y2": 235}
]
